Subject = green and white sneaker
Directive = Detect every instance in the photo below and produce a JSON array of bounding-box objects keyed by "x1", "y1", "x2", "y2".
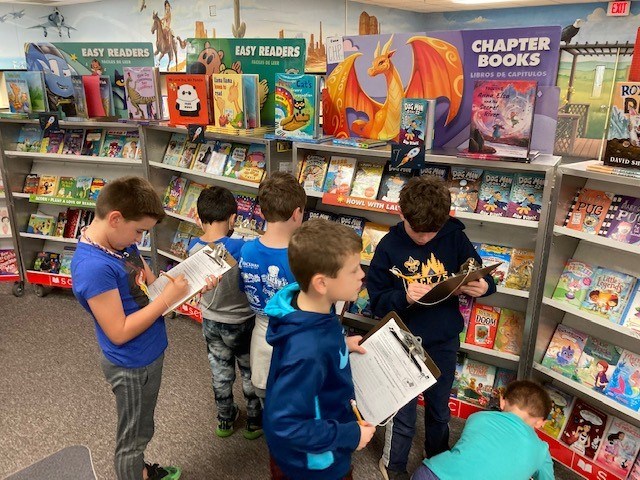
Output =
[
  {"x1": 215, "y1": 404, "x2": 239, "y2": 438},
  {"x1": 145, "y1": 462, "x2": 181, "y2": 480}
]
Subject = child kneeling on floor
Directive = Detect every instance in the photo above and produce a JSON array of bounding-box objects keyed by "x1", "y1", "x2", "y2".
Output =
[{"x1": 412, "y1": 380, "x2": 555, "y2": 480}]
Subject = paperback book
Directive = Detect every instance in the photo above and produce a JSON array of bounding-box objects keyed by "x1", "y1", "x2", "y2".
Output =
[
  {"x1": 70, "y1": 75, "x2": 88, "y2": 118},
  {"x1": 475, "y1": 244, "x2": 511, "y2": 286},
  {"x1": 41, "y1": 130, "x2": 64, "y2": 154},
  {"x1": 274, "y1": 73, "x2": 319, "y2": 139},
  {"x1": 0, "y1": 250, "x2": 19, "y2": 275},
  {"x1": 74, "y1": 177, "x2": 92, "y2": 200},
  {"x1": 551, "y1": 259, "x2": 596, "y2": 309},
  {"x1": 594, "y1": 418, "x2": 640, "y2": 478},
  {"x1": 599, "y1": 195, "x2": 640, "y2": 245},
  {"x1": 177, "y1": 142, "x2": 200, "y2": 169},
  {"x1": 88, "y1": 178, "x2": 106, "y2": 202},
  {"x1": 16, "y1": 125, "x2": 42, "y2": 152},
  {"x1": 458, "y1": 294, "x2": 474, "y2": 343},
  {"x1": 27, "y1": 213, "x2": 55, "y2": 235},
  {"x1": 493, "y1": 308, "x2": 524, "y2": 356},
  {"x1": 447, "y1": 167, "x2": 483, "y2": 213},
  {"x1": 166, "y1": 74, "x2": 211, "y2": 126},
  {"x1": 487, "y1": 368, "x2": 517, "y2": 410},
  {"x1": 100, "y1": 130, "x2": 127, "y2": 158},
  {"x1": 238, "y1": 144, "x2": 267, "y2": 183},
  {"x1": 336, "y1": 215, "x2": 366, "y2": 237},
  {"x1": 604, "y1": 349, "x2": 640, "y2": 411},
  {"x1": 37, "y1": 176, "x2": 58, "y2": 196},
  {"x1": 457, "y1": 358, "x2": 497, "y2": 408},
  {"x1": 178, "y1": 182, "x2": 207, "y2": 219},
  {"x1": 22, "y1": 174, "x2": 40, "y2": 194},
  {"x1": 476, "y1": 171, "x2": 514, "y2": 217},
  {"x1": 621, "y1": 284, "x2": 640, "y2": 334},
  {"x1": 212, "y1": 73, "x2": 247, "y2": 129},
  {"x1": 61, "y1": 129, "x2": 84, "y2": 155},
  {"x1": 391, "y1": 98, "x2": 431, "y2": 169},
  {"x1": 540, "y1": 323, "x2": 588, "y2": 378},
  {"x1": 190, "y1": 140, "x2": 217, "y2": 172},
  {"x1": 4, "y1": 73, "x2": 31, "y2": 114},
  {"x1": 561, "y1": 398, "x2": 608, "y2": 459},
  {"x1": 377, "y1": 164, "x2": 413, "y2": 203},
  {"x1": 465, "y1": 304, "x2": 500, "y2": 349},
  {"x1": 360, "y1": 223, "x2": 390, "y2": 262},
  {"x1": 564, "y1": 188, "x2": 615, "y2": 235},
  {"x1": 298, "y1": 153, "x2": 329, "y2": 192},
  {"x1": 234, "y1": 193, "x2": 257, "y2": 229},
  {"x1": 506, "y1": 173, "x2": 545, "y2": 221},
  {"x1": 223, "y1": 144, "x2": 248, "y2": 179},
  {"x1": 350, "y1": 161, "x2": 385, "y2": 199},
  {"x1": 122, "y1": 131, "x2": 141, "y2": 160},
  {"x1": 418, "y1": 163, "x2": 449, "y2": 182},
  {"x1": 323, "y1": 156, "x2": 357, "y2": 195},
  {"x1": 81, "y1": 129, "x2": 103, "y2": 156},
  {"x1": 56, "y1": 177, "x2": 76, "y2": 198},
  {"x1": 603, "y1": 82, "x2": 640, "y2": 169},
  {"x1": 540, "y1": 385, "x2": 574, "y2": 440},
  {"x1": 574, "y1": 337, "x2": 622, "y2": 391},
  {"x1": 162, "y1": 175, "x2": 189, "y2": 213},
  {"x1": 0, "y1": 208, "x2": 11, "y2": 236},
  {"x1": 162, "y1": 133, "x2": 188, "y2": 166},
  {"x1": 504, "y1": 248, "x2": 535, "y2": 291},
  {"x1": 579, "y1": 267, "x2": 636, "y2": 324},
  {"x1": 205, "y1": 141, "x2": 232, "y2": 176},
  {"x1": 123, "y1": 66, "x2": 162, "y2": 120}
]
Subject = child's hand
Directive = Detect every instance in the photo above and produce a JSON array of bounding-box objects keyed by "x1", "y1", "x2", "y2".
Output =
[
  {"x1": 200, "y1": 274, "x2": 220, "y2": 293},
  {"x1": 162, "y1": 274, "x2": 190, "y2": 305},
  {"x1": 406, "y1": 282, "x2": 433, "y2": 304},
  {"x1": 357, "y1": 422, "x2": 376, "y2": 450},
  {"x1": 346, "y1": 335, "x2": 366, "y2": 354},
  {"x1": 457, "y1": 278, "x2": 489, "y2": 297}
]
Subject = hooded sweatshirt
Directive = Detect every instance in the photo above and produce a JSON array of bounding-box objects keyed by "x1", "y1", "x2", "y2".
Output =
[
  {"x1": 264, "y1": 283, "x2": 361, "y2": 480},
  {"x1": 367, "y1": 218, "x2": 496, "y2": 347}
]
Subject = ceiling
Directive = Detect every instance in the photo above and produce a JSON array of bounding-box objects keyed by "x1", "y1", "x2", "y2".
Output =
[{"x1": 352, "y1": 0, "x2": 604, "y2": 12}]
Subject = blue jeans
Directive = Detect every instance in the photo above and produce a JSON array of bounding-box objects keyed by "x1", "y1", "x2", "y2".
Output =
[
  {"x1": 382, "y1": 338, "x2": 459, "y2": 472},
  {"x1": 412, "y1": 465, "x2": 440, "y2": 480}
]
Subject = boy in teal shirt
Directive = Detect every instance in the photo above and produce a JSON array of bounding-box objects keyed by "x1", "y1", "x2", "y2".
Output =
[{"x1": 412, "y1": 380, "x2": 555, "y2": 480}]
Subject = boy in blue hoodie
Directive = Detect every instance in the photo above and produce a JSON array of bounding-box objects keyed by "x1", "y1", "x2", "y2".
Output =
[
  {"x1": 367, "y1": 176, "x2": 497, "y2": 480},
  {"x1": 264, "y1": 219, "x2": 377, "y2": 480}
]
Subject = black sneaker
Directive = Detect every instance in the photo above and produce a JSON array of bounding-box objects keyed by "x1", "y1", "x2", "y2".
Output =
[
  {"x1": 145, "y1": 462, "x2": 181, "y2": 480},
  {"x1": 379, "y1": 458, "x2": 410, "y2": 480},
  {"x1": 215, "y1": 404, "x2": 239, "y2": 438},
  {"x1": 243, "y1": 415, "x2": 263, "y2": 440}
]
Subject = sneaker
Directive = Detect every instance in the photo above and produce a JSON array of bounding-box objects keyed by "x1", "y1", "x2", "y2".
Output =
[
  {"x1": 215, "y1": 404, "x2": 239, "y2": 438},
  {"x1": 379, "y1": 458, "x2": 410, "y2": 480},
  {"x1": 243, "y1": 416, "x2": 263, "y2": 440},
  {"x1": 145, "y1": 463, "x2": 181, "y2": 480}
]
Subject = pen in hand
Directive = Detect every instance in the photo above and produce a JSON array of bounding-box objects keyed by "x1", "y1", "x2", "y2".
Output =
[{"x1": 160, "y1": 271, "x2": 176, "y2": 282}]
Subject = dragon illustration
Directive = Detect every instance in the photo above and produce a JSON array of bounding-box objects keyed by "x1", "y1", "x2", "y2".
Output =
[
  {"x1": 125, "y1": 74, "x2": 156, "y2": 119},
  {"x1": 324, "y1": 34, "x2": 463, "y2": 141}
]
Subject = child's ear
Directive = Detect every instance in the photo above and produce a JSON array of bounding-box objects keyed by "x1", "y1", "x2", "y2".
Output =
[
  {"x1": 107, "y1": 211, "x2": 124, "y2": 227},
  {"x1": 499, "y1": 397, "x2": 506, "y2": 411},
  {"x1": 310, "y1": 273, "x2": 328, "y2": 295}
]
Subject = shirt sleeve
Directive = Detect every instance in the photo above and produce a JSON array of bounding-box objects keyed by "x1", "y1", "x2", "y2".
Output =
[
  {"x1": 73, "y1": 258, "x2": 119, "y2": 301},
  {"x1": 533, "y1": 445, "x2": 555, "y2": 480},
  {"x1": 367, "y1": 242, "x2": 410, "y2": 318}
]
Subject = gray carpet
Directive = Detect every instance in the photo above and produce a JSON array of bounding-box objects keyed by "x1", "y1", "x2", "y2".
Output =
[{"x1": 0, "y1": 283, "x2": 581, "y2": 479}]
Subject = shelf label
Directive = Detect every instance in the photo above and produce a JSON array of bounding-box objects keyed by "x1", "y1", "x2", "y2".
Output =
[
  {"x1": 322, "y1": 192, "x2": 401, "y2": 214},
  {"x1": 29, "y1": 195, "x2": 96, "y2": 208}
]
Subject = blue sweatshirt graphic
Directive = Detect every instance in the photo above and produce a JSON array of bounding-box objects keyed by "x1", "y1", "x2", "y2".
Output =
[
  {"x1": 367, "y1": 218, "x2": 496, "y2": 347},
  {"x1": 264, "y1": 283, "x2": 361, "y2": 480}
]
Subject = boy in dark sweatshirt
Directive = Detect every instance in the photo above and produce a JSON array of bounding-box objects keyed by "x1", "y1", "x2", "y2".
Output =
[
  {"x1": 367, "y1": 176, "x2": 496, "y2": 480},
  {"x1": 263, "y1": 219, "x2": 376, "y2": 480}
]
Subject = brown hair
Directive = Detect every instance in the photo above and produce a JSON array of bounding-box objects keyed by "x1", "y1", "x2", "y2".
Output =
[
  {"x1": 503, "y1": 380, "x2": 552, "y2": 419},
  {"x1": 399, "y1": 175, "x2": 451, "y2": 232},
  {"x1": 95, "y1": 176, "x2": 165, "y2": 222},
  {"x1": 258, "y1": 171, "x2": 306, "y2": 222},
  {"x1": 289, "y1": 219, "x2": 362, "y2": 292}
]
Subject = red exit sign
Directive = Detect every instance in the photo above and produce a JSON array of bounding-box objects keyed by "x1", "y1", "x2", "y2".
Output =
[{"x1": 607, "y1": 0, "x2": 631, "y2": 16}]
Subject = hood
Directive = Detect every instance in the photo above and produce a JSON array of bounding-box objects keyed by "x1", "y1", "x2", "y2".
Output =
[{"x1": 392, "y1": 217, "x2": 465, "y2": 245}]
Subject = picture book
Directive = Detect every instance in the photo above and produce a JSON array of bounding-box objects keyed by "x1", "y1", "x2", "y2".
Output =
[
  {"x1": 298, "y1": 153, "x2": 329, "y2": 192},
  {"x1": 41, "y1": 130, "x2": 64, "y2": 154},
  {"x1": 595, "y1": 418, "x2": 640, "y2": 478},
  {"x1": 504, "y1": 248, "x2": 535, "y2": 291},
  {"x1": 487, "y1": 368, "x2": 517, "y2": 410},
  {"x1": 457, "y1": 358, "x2": 497, "y2": 408},
  {"x1": 579, "y1": 267, "x2": 636, "y2": 324},
  {"x1": 0, "y1": 250, "x2": 18, "y2": 275},
  {"x1": 212, "y1": 73, "x2": 245, "y2": 129},
  {"x1": 450, "y1": 352, "x2": 466, "y2": 399},
  {"x1": 169, "y1": 222, "x2": 192, "y2": 259},
  {"x1": 506, "y1": 173, "x2": 545, "y2": 221},
  {"x1": 604, "y1": 349, "x2": 640, "y2": 411},
  {"x1": 166, "y1": 74, "x2": 211, "y2": 126},
  {"x1": 541, "y1": 323, "x2": 588, "y2": 378},
  {"x1": 540, "y1": 385, "x2": 574, "y2": 440},
  {"x1": 275, "y1": 73, "x2": 319, "y2": 139},
  {"x1": 551, "y1": 259, "x2": 597, "y2": 309},
  {"x1": 599, "y1": 195, "x2": 640, "y2": 245},
  {"x1": 564, "y1": 188, "x2": 615, "y2": 235},
  {"x1": 350, "y1": 161, "x2": 385, "y2": 199},
  {"x1": 458, "y1": 294, "x2": 474, "y2": 344},
  {"x1": 205, "y1": 141, "x2": 232, "y2": 176},
  {"x1": 561, "y1": 398, "x2": 609, "y2": 459},
  {"x1": 123, "y1": 66, "x2": 161, "y2": 120},
  {"x1": 88, "y1": 178, "x2": 106, "y2": 202},
  {"x1": 0, "y1": 208, "x2": 11, "y2": 236},
  {"x1": 238, "y1": 144, "x2": 267, "y2": 183},
  {"x1": 23, "y1": 174, "x2": 40, "y2": 194},
  {"x1": 233, "y1": 193, "x2": 257, "y2": 229},
  {"x1": 81, "y1": 129, "x2": 103, "y2": 156},
  {"x1": 178, "y1": 182, "x2": 207, "y2": 219},
  {"x1": 4, "y1": 74, "x2": 31, "y2": 114},
  {"x1": 122, "y1": 131, "x2": 141, "y2": 160},
  {"x1": 323, "y1": 156, "x2": 357, "y2": 195},
  {"x1": 250, "y1": 202, "x2": 265, "y2": 232},
  {"x1": 190, "y1": 140, "x2": 217, "y2": 172},
  {"x1": 37, "y1": 176, "x2": 58, "y2": 196},
  {"x1": 304, "y1": 210, "x2": 337, "y2": 222},
  {"x1": 223, "y1": 144, "x2": 248, "y2": 179},
  {"x1": 82, "y1": 75, "x2": 104, "y2": 117},
  {"x1": 53, "y1": 211, "x2": 67, "y2": 238},
  {"x1": 465, "y1": 304, "x2": 500, "y2": 349},
  {"x1": 336, "y1": 215, "x2": 367, "y2": 236},
  {"x1": 621, "y1": 283, "x2": 640, "y2": 334},
  {"x1": 162, "y1": 133, "x2": 188, "y2": 166},
  {"x1": 243, "y1": 74, "x2": 261, "y2": 129},
  {"x1": 348, "y1": 279, "x2": 372, "y2": 318},
  {"x1": 61, "y1": 129, "x2": 84, "y2": 156},
  {"x1": 467, "y1": 80, "x2": 537, "y2": 161},
  {"x1": 56, "y1": 177, "x2": 76, "y2": 198},
  {"x1": 63, "y1": 209, "x2": 81, "y2": 238},
  {"x1": 11, "y1": 71, "x2": 46, "y2": 112},
  {"x1": 27, "y1": 213, "x2": 55, "y2": 236},
  {"x1": 70, "y1": 75, "x2": 88, "y2": 118},
  {"x1": 418, "y1": 163, "x2": 449, "y2": 182},
  {"x1": 603, "y1": 82, "x2": 640, "y2": 169},
  {"x1": 162, "y1": 176, "x2": 189, "y2": 213},
  {"x1": 74, "y1": 177, "x2": 93, "y2": 200},
  {"x1": 361, "y1": 223, "x2": 390, "y2": 262},
  {"x1": 99, "y1": 75, "x2": 114, "y2": 116},
  {"x1": 16, "y1": 125, "x2": 42, "y2": 153},
  {"x1": 391, "y1": 98, "x2": 429, "y2": 170},
  {"x1": 100, "y1": 130, "x2": 127, "y2": 158},
  {"x1": 574, "y1": 337, "x2": 622, "y2": 391},
  {"x1": 377, "y1": 164, "x2": 413, "y2": 203},
  {"x1": 493, "y1": 308, "x2": 524, "y2": 356},
  {"x1": 476, "y1": 171, "x2": 514, "y2": 217},
  {"x1": 34, "y1": 252, "x2": 60, "y2": 274},
  {"x1": 476, "y1": 244, "x2": 511, "y2": 286},
  {"x1": 447, "y1": 167, "x2": 483, "y2": 213},
  {"x1": 332, "y1": 137, "x2": 387, "y2": 149},
  {"x1": 59, "y1": 248, "x2": 75, "y2": 276},
  {"x1": 177, "y1": 142, "x2": 200, "y2": 169}
]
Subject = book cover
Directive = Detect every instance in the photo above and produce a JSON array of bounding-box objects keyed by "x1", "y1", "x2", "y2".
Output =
[
  {"x1": 476, "y1": 244, "x2": 511, "y2": 286},
  {"x1": 74, "y1": 176, "x2": 93, "y2": 200},
  {"x1": 323, "y1": 156, "x2": 357, "y2": 195},
  {"x1": 540, "y1": 385, "x2": 574, "y2": 440},
  {"x1": 122, "y1": 131, "x2": 141, "y2": 160},
  {"x1": 16, "y1": 125, "x2": 42, "y2": 153},
  {"x1": 574, "y1": 337, "x2": 622, "y2": 391},
  {"x1": 506, "y1": 173, "x2": 545, "y2": 221},
  {"x1": 250, "y1": 202, "x2": 266, "y2": 232},
  {"x1": 223, "y1": 144, "x2": 248, "y2": 179},
  {"x1": 81, "y1": 129, "x2": 103, "y2": 156},
  {"x1": 41, "y1": 130, "x2": 65, "y2": 154},
  {"x1": 336, "y1": 214, "x2": 367, "y2": 236},
  {"x1": 476, "y1": 171, "x2": 514, "y2": 217},
  {"x1": 61, "y1": 129, "x2": 84, "y2": 156},
  {"x1": 621, "y1": 283, "x2": 640, "y2": 334},
  {"x1": 458, "y1": 294, "x2": 474, "y2": 344},
  {"x1": 350, "y1": 161, "x2": 385, "y2": 199},
  {"x1": 178, "y1": 182, "x2": 207, "y2": 219},
  {"x1": 162, "y1": 175, "x2": 189, "y2": 213},
  {"x1": 377, "y1": 164, "x2": 414, "y2": 203},
  {"x1": 304, "y1": 210, "x2": 337, "y2": 222},
  {"x1": 4, "y1": 74, "x2": 31, "y2": 114},
  {"x1": 465, "y1": 304, "x2": 500, "y2": 349},
  {"x1": 205, "y1": 141, "x2": 232, "y2": 176},
  {"x1": 23, "y1": 174, "x2": 40, "y2": 194},
  {"x1": 450, "y1": 352, "x2": 466, "y2": 399},
  {"x1": 298, "y1": 153, "x2": 329, "y2": 192},
  {"x1": 63, "y1": 209, "x2": 81, "y2": 238},
  {"x1": 599, "y1": 195, "x2": 640, "y2": 245},
  {"x1": 20, "y1": 71, "x2": 47, "y2": 112},
  {"x1": 467, "y1": 80, "x2": 537, "y2": 161},
  {"x1": 233, "y1": 193, "x2": 257, "y2": 229},
  {"x1": 0, "y1": 207, "x2": 11, "y2": 236},
  {"x1": 123, "y1": 66, "x2": 161, "y2": 120},
  {"x1": 504, "y1": 248, "x2": 535, "y2": 291},
  {"x1": 190, "y1": 140, "x2": 217, "y2": 172},
  {"x1": 212, "y1": 73, "x2": 245, "y2": 129},
  {"x1": 56, "y1": 177, "x2": 76, "y2": 198},
  {"x1": 82, "y1": 75, "x2": 105, "y2": 117},
  {"x1": 332, "y1": 138, "x2": 387, "y2": 149},
  {"x1": 162, "y1": 133, "x2": 188, "y2": 166},
  {"x1": 27, "y1": 213, "x2": 55, "y2": 235},
  {"x1": 37, "y1": 176, "x2": 58, "y2": 196},
  {"x1": 169, "y1": 222, "x2": 192, "y2": 259},
  {"x1": 541, "y1": 323, "x2": 588, "y2": 378},
  {"x1": 70, "y1": 75, "x2": 89, "y2": 118},
  {"x1": 0, "y1": 249, "x2": 19, "y2": 275},
  {"x1": 579, "y1": 267, "x2": 636, "y2": 324},
  {"x1": 487, "y1": 368, "x2": 517, "y2": 410},
  {"x1": 243, "y1": 74, "x2": 261, "y2": 129},
  {"x1": 551, "y1": 259, "x2": 597, "y2": 309},
  {"x1": 361, "y1": 222, "x2": 390, "y2": 262},
  {"x1": 457, "y1": 358, "x2": 497, "y2": 407},
  {"x1": 274, "y1": 73, "x2": 319, "y2": 139},
  {"x1": 604, "y1": 349, "x2": 640, "y2": 411},
  {"x1": 561, "y1": 398, "x2": 608, "y2": 459},
  {"x1": 177, "y1": 142, "x2": 200, "y2": 169},
  {"x1": 447, "y1": 167, "x2": 484, "y2": 213},
  {"x1": 391, "y1": 98, "x2": 428, "y2": 170},
  {"x1": 99, "y1": 75, "x2": 114, "y2": 116},
  {"x1": 100, "y1": 130, "x2": 127, "y2": 158},
  {"x1": 348, "y1": 279, "x2": 372, "y2": 318},
  {"x1": 493, "y1": 308, "x2": 524, "y2": 356},
  {"x1": 418, "y1": 163, "x2": 449, "y2": 182},
  {"x1": 53, "y1": 211, "x2": 67, "y2": 237},
  {"x1": 238, "y1": 144, "x2": 267, "y2": 183},
  {"x1": 88, "y1": 178, "x2": 106, "y2": 202},
  {"x1": 595, "y1": 418, "x2": 640, "y2": 478},
  {"x1": 564, "y1": 188, "x2": 615, "y2": 235},
  {"x1": 59, "y1": 249, "x2": 75, "y2": 276},
  {"x1": 603, "y1": 82, "x2": 640, "y2": 169}
]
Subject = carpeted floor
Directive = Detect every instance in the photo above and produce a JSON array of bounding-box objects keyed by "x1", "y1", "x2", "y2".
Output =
[{"x1": 0, "y1": 283, "x2": 581, "y2": 479}]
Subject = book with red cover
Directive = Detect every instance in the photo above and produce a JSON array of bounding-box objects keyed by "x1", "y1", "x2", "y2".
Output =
[
  {"x1": 560, "y1": 398, "x2": 608, "y2": 459},
  {"x1": 165, "y1": 74, "x2": 211, "y2": 126},
  {"x1": 563, "y1": 188, "x2": 615, "y2": 235},
  {"x1": 82, "y1": 75, "x2": 106, "y2": 117},
  {"x1": 63, "y1": 209, "x2": 81, "y2": 239}
]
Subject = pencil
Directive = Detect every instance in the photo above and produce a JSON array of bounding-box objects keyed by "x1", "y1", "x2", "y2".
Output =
[
  {"x1": 160, "y1": 272, "x2": 176, "y2": 282},
  {"x1": 350, "y1": 399, "x2": 364, "y2": 424}
]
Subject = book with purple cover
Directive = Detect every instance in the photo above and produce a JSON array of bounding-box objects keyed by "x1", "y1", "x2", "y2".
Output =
[{"x1": 599, "y1": 195, "x2": 640, "y2": 245}]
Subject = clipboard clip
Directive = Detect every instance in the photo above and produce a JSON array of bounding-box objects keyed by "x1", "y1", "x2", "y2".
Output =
[
  {"x1": 389, "y1": 327, "x2": 426, "y2": 375},
  {"x1": 204, "y1": 244, "x2": 227, "y2": 268}
]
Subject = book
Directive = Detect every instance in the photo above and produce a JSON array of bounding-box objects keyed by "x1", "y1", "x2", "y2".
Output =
[
  {"x1": 631, "y1": 456, "x2": 640, "y2": 480},
  {"x1": 574, "y1": 336, "x2": 622, "y2": 391},
  {"x1": 599, "y1": 195, "x2": 640, "y2": 245},
  {"x1": 0, "y1": 207, "x2": 11, "y2": 236},
  {"x1": 122, "y1": 131, "x2": 141, "y2": 160},
  {"x1": 603, "y1": 82, "x2": 640, "y2": 169},
  {"x1": 61, "y1": 129, "x2": 85, "y2": 156},
  {"x1": 418, "y1": 163, "x2": 449, "y2": 182},
  {"x1": 540, "y1": 323, "x2": 588, "y2": 378},
  {"x1": 16, "y1": 125, "x2": 42, "y2": 152},
  {"x1": 59, "y1": 248, "x2": 75, "y2": 276},
  {"x1": 23, "y1": 174, "x2": 40, "y2": 194},
  {"x1": 377, "y1": 164, "x2": 413, "y2": 203},
  {"x1": 561, "y1": 398, "x2": 608, "y2": 459},
  {"x1": 348, "y1": 279, "x2": 372, "y2": 318},
  {"x1": 169, "y1": 222, "x2": 193, "y2": 259},
  {"x1": 350, "y1": 161, "x2": 385, "y2": 199},
  {"x1": 621, "y1": 283, "x2": 640, "y2": 334},
  {"x1": 56, "y1": 177, "x2": 76, "y2": 198},
  {"x1": 190, "y1": 140, "x2": 217, "y2": 172},
  {"x1": 212, "y1": 73, "x2": 258, "y2": 129},
  {"x1": 551, "y1": 259, "x2": 597, "y2": 309},
  {"x1": 391, "y1": 98, "x2": 429, "y2": 169},
  {"x1": 304, "y1": 209, "x2": 337, "y2": 222},
  {"x1": 332, "y1": 137, "x2": 387, "y2": 149},
  {"x1": 223, "y1": 144, "x2": 249, "y2": 179},
  {"x1": 177, "y1": 142, "x2": 200, "y2": 169},
  {"x1": 162, "y1": 175, "x2": 189, "y2": 213},
  {"x1": 178, "y1": 182, "x2": 207, "y2": 219},
  {"x1": 465, "y1": 304, "x2": 500, "y2": 349},
  {"x1": 564, "y1": 188, "x2": 615, "y2": 235},
  {"x1": 540, "y1": 385, "x2": 574, "y2": 440},
  {"x1": 27, "y1": 213, "x2": 55, "y2": 236},
  {"x1": 82, "y1": 75, "x2": 105, "y2": 117},
  {"x1": 162, "y1": 133, "x2": 188, "y2": 166},
  {"x1": 493, "y1": 308, "x2": 524, "y2": 356},
  {"x1": 504, "y1": 248, "x2": 535, "y2": 291},
  {"x1": 81, "y1": 129, "x2": 103, "y2": 156},
  {"x1": 487, "y1": 368, "x2": 517, "y2": 410},
  {"x1": 447, "y1": 167, "x2": 483, "y2": 213},
  {"x1": 595, "y1": 418, "x2": 640, "y2": 478},
  {"x1": 476, "y1": 171, "x2": 514, "y2": 217},
  {"x1": 234, "y1": 193, "x2": 257, "y2": 229},
  {"x1": 70, "y1": 75, "x2": 89, "y2": 118},
  {"x1": 274, "y1": 73, "x2": 319, "y2": 139},
  {"x1": 63, "y1": 209, "x2": 81, "y2": 238},
  {"x1": 238, "y1": 144, "x2": 267, "y2": 183},
  {"x1": 205, "y1": 141, "x2": 232, "y2": 176},
  {"x1": 4, "y1": 73, "x2": 31, "y2": 114},
  {"x1": 99, "y1": 75, "x2": 114, "y2": 116},
  {"x1": 37, "y1": 176, "x2": 58, "y2": 196},
  {"x1": 123, "y1": 66, "x2": 162, "y2": 120},
  {"x1": 298, "y1": 153, "x2": 329, "y2": 192},
  {"x1": 323, "y1": 156, "x2": 357, "y2": 195},
  {"x1": 360, "y1": 223, "x2": 390, "y2": 262},
  {"x1": 587, "y1": 163, "x2": 640, "y2": 179},
  {"x1": 458, "y1": 294, "x2": 474, "y2": 343},
  {"x1": 450, "y1": 352, "x2": 466, "y2": 399},
  {"x1": 36, "y1": 252, "x2": 60, "y2": 274},
  {"x1": 336, "y1": 214, "x2": 367, "y2": 236},
  {"x1": 100, "y1": 130, "x2": 127, "y2": 158},
  {"x1": 243, "y1": 74, "x2": 261, "y2": 129},
  {"x1": 250, "y1": 202, "x2": 266, "y2": 232},
  {"x1": 74, "y1": 177, "x2": 93, "y2": 200},
  {"x1": 476, "y1": 244, "x2": 511, "y2": 286},
  {"x1": 88, "y1": 178, "x2": 106, "y2": 202},
  {"x1": 579, "y1": 267, "x2": 636, "y2": 324},
  {"x1": 506, "y1": 173, "x2": 545, "y2": 221},
  {"x1": 0, "y1": 249, "x2": 19, "y2": 275},
  {"x1": 604, "y1": 349, "x2": 640, "y2": 411},
  {"x1": 13, "y1": 71, "x2": 46, "y2": 112},
  {"x1": 457, "y1": 358, "x2": 497, "y2": 408},
  {"x1": 41, "y1": 130, "x2": 65, "y2": 154},
  {"x1": 53, "y1": 210, "x2": 67, "y2": 237}
]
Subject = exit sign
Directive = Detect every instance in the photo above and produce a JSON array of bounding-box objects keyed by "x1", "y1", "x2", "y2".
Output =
[{"x1": 607, "y1": 0, "x2": 630, "y2": 16}]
